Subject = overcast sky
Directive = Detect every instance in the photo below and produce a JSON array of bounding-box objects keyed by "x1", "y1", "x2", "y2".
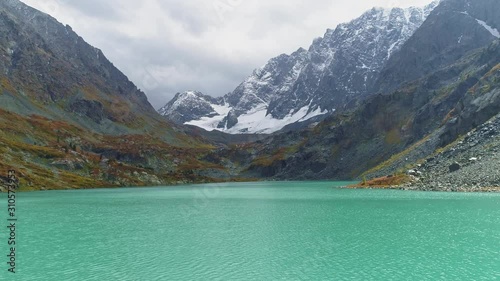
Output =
[{"x1": 21, "y1": 0, "x2": 435, "y2": 109}]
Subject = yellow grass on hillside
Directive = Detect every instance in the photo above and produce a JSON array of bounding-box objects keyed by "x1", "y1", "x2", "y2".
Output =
[{"x1": 349, "y1": 174, "x2": 410, "y2": 189}]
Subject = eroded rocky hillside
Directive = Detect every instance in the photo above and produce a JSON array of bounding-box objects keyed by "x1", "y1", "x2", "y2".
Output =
[{"x1": 0, "y1": 0, "x2": 248, "y2": 190}]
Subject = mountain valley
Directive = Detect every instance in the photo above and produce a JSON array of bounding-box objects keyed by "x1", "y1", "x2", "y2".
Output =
[{"x1": 1, "y1": 0, "x2": 500, "y2": 191}]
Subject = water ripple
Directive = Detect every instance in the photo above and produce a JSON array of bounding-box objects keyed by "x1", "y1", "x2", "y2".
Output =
[{"x1": 11, "y1": 182, "x2": 500, "y2": 280}]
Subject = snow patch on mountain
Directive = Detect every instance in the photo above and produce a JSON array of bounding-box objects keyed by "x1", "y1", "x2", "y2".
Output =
[
  {"x1": 185, "y1": 103, "x2": 232, "y2": 130},
  {"x1": 459, "y1": 10, "x2": 499, "y2": 39},
  {"x1": 186, "y1": 103, "x2": 328, "y2": 134},
  {"x1": 227, "y1": 103, "x2": 328, "y2": 134},
  {"x1": 476, "y1": 19, "x2": 500, "y2": 38}
]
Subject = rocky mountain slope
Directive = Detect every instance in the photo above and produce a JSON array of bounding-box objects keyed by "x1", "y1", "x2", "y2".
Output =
[
  {"x1": 403, "y1": 112, "x2": 500, "y2": 192},
  {"x1": 0, "y1": 0, "x2": 247, "y2": 190},
  {"x1": 0, "y1": 0, "x2": 162, "y2": 135},
  {"x1": 224, "y1": 0, "x2": 500, "y2": 189},
  {"x1": 160, "y1": 1, "x2": 439, "y2": 134},
  {"x1": 376, "y1": 0, "x2": 500, "y2": 93}
]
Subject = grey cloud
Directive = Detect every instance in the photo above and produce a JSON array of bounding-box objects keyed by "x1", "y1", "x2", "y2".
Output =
[
  {"x1": 156, "y1": 1, "x2": 217, "y2": 35},
  {"x1": 59, "y1": 0, "x2": 126, "y2": 20},
  {"x1": 94, "y1": 29, "x2": 255, "y2": 107},
  {"x1": 100, "y1": 30, "x2": 255, "y2": 78}
]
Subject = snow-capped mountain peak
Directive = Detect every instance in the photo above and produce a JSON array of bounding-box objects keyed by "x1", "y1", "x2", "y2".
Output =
[
  {"x1": 159, "y1": 1, "x2": 439, "y2": 134},
  {"x1": 158, "y1": 91, "x2": 226, "y2": 125}
]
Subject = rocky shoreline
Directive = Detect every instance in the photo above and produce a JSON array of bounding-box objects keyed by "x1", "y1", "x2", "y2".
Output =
[
  {"x1": 345, "y1": 184, "x2": 500, "y2": 193},
  {"x1": 353, "y1": 114, "x2": 500, "y2": 193}
]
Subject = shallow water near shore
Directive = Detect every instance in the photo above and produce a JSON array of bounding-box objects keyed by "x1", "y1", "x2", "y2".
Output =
[{"x1": 4, "y1": 181, "x2": 500, "y2": 280}]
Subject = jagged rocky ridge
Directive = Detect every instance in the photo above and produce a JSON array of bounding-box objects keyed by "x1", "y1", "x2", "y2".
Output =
[
  {"x1": 158, "y1": 91, "x2": 225, "y2": 125},
  {"x1": 160, "y1": 1, "x2": 439, "y2": 134}
]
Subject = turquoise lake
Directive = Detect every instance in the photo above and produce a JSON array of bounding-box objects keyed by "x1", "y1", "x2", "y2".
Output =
[{"x1": 2, "y1": 181, "x2": 500, "y2": 280}]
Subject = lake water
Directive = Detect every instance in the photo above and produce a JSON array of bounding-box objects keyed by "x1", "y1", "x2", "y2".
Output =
[{"x1": 3, "y1": 182, "x2": 500, "y2": 280}]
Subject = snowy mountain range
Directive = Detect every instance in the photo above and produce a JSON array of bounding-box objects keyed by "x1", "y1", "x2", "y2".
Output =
[{"x1": 159, "y1": 1, "x2": 440, "y2": 134}]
